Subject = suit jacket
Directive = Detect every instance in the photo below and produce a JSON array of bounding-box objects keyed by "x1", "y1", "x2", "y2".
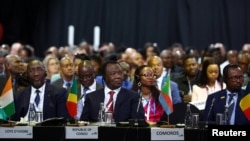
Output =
[
  {"x1": 77, "y1": 80, "x2": 103, "y2": 100},
  {"x1": 170, "y1": 81, "x2": 182, "y2": 104},
  {"x1": 168, "y1": 65, "x2": 184, "y2": 80},
  {"x1": 204, "y1": 89, "x2": 250, "y2": 125},
  {"x1": 159, "y1": 73, "x2": 182, "y2": 104},
  {"x1": 80, "y1": 88, "x2": 145, "y2": 122},
  {"x1": 11, "y1": 84, "x2": 70, "y2": 121},
  {"x1": 0, "y1": 74, "x2": 27, "y2": 97},
  {"x1": 95, "y1": 75, "x2": 133, "y2": 90},
  {"x1": 51, "y1": 78, "x2": 65, "y2": 88},
  {"x1": 51, "y1": 77, "x2": 75, "y2": 95},
  {"x1": 0, "y1": 74, "x2": 8, "y2": 93}
]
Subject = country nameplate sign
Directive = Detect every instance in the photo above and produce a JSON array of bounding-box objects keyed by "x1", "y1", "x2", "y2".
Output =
[
  {"x1": 151, "y1": 127, "x2": 184, "y2": 141},
  {"x1": 0, "y1": 126, "x2": 33, "y2": 139},
  {"x1": 65, "y1": 126, "x2": 98, "y2": 139}
]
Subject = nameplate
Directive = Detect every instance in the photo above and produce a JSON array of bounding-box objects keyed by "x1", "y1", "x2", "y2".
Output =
[
  {"x1": 0, "y1": 126, "x2": 33, "y2": 139},
  {"x1": 189, "y1": 100, "x2": 206, "y2": 110},
  {"x1": 65, "y1": 126, "x2": 98, "y2": 139},
  {"x1": 151, "y1": 127, "x2": 184, "y2": 141}
]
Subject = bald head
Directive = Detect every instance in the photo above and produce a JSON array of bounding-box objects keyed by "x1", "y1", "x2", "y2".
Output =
[
  {"x1": 10, "y1": 42, "x2": 23, "y2": 55},
  {"x1": 5, "y1": 54, "x2": 25, "y2": 76},
  {"x1": 78, "y1": 60, "x2": 95, "y2": 87},
  {"x1": 147, "y1": 56, "x2": 162, "y2": 66},
  {"x1": 78, "y1": 60, "x2": 93, "y2": 71},
  {"x1": 27, "y1": 59, "x2": 45, "y2": 70},
  {"x1": 5, "y1": 54, "x2": 19, "y2": 62},
  {"x1": 147, "y1": 56, "x2": 164, "y2": 78},
  {"x1": 227, "y1": 50, "x2": 238, "y2": 64}
]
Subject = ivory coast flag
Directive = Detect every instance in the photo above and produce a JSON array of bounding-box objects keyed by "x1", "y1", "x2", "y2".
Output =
[
  {"x1": 159, "y1": 71, "x2": 173, "y2": 115},
  {"x1": 66, "y1": 78, "x2": 78, "y2": 118},
  {"x1": 0, "y1": 76, "x2": 15, "y2": 120},
  {"x1": 240, "y1": 94, "x2": 250, "y2": 120}
]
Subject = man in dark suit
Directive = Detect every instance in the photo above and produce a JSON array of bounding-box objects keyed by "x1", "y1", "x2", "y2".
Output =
[
  {"x1": 159, "y1": 49, "x2": 184, "y2": 80},
  {"x1": 51, "y1": 56, "x2": 75, "y2": 92},
  {"x1": 80, "y1": 60, "x2": 145, "y2": 122},
  {"x1": 11, "y1": 59, "x2": 70, "y2": 121},
  {"x1": 204, "y1": 64, "x2": 250, "y2": 125},
  {"x1": 74, "y1": 60, "x2": 103, "y2": 120},
  {"x1": 147, "y1": 55, "x2": 182, "y2": 104}
]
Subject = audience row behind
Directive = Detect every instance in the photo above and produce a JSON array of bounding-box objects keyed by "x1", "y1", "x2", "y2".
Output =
[{"x1": 0, "y1": 45, "x2": 249, "y2": 125}]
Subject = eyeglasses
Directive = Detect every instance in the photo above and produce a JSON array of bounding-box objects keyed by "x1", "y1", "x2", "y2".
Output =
[
  {"x1": 140, "y1": 73, "x2": 156, "y2": 78},
  {"x1": 228, "y1": 76, "x2": 244, "y2": 81}
]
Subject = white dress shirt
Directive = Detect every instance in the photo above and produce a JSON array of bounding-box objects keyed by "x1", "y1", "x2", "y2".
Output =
[{"x1": 24, "y1": 84, "x2": 46, "y2": 121}]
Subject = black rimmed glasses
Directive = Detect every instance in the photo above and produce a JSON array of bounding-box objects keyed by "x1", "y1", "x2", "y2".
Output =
[
  {"x1": 140, "y1": 73, "x2": 156, "y2": 78},
  {"x1": 228, "y1": 75, "x2": 244, "y2": 81}
]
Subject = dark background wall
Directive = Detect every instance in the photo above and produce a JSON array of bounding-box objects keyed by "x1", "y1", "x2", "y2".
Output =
[{"x1": 0, "y1": 0, "x2": 250, "y2": 58}]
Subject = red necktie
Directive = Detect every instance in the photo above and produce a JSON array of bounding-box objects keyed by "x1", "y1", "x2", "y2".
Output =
[{"x1": 106, "y1": 91, "x2": 115, "y2": 112}]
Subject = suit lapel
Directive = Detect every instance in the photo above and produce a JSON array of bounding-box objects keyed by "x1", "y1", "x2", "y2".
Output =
[
  {"x1": 214, "y1": 90, "x2": 227, "y2": 113},
  {"x1": 24, "y1": 87, "x2": 32, "y2": 114},
  {"x1": 220, "y1": 90, "x2": 227, "y2": 107},
  {"x1": 114, "y1": 89, "x2": 126, "y2": 113},
  {"x1": 77, "y1": 83, "x2": 82, "y2": 100},
  {"x1": 99, "y1": 89, "x2": 105, "y2": 102},
  {"x1": 43, "y1": 84, "x2": 51, "y2": 114}
]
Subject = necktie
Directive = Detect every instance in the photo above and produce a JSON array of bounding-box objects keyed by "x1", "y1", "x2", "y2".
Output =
[
  {"x1": 66, "y1": 82, "x2": 71, "y2": 90},
  {"x1": 76, "y1": 87, "x2": 89, "y2": 120},
  {"x1": 83, "y1": 87, "x2": 89, "y2": 98},
  {"x1": 35, "y1": 89, "x2": 40, "y2": 106},
  {"x1": 228, "y1": 93, "x2": 236, "y2": 121},
  {"x1": 106, "y1": 91, "x2": 115, "y2": 112}
]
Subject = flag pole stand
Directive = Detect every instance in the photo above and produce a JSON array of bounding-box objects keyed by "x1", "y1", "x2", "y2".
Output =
[{"x1": 160, "y1": 115, "x2": 175, "y2": 128}]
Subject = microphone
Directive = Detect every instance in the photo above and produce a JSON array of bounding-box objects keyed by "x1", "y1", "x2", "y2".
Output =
[
  {"x1": 128, "y1": 91, "x2": 148, "y2": 127},
  {"x1": 205, "y1": 98, "x2": 215, "y2": 127},
  {"x1": 136, "y1": 92, "x2": 142, "y2": 113}
]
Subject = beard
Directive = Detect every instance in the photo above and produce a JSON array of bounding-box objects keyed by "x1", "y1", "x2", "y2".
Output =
[{"x1": 32, "y1": 79, "x2": 45, "y2": 88}]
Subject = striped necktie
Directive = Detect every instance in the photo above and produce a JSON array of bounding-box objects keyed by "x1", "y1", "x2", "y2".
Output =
[
  {"x1": 228, "y1": 93, "x2": 236, "y2": 122},
  {"x1": 76, "y1": 87, "x2": 89, "y2": 120},
  {"x1": 106, "y1": 91, "x2": 115, "y2": 112}
]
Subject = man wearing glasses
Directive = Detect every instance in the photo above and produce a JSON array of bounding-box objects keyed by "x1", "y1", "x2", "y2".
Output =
[{"x1": 204, "y1": 64, "x2": 250, "y2": 125}]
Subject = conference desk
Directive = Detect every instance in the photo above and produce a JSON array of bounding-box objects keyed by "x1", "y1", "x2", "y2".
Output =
[
  {"x1": 0, "y1": 124, "x2": 208, "y2": 141},
  {"x1": 99, "y1": 126, "x2": 207, "y2": 141}
]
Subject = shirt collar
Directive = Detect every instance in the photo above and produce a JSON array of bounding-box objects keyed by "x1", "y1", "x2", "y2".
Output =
[
  {"x1": 105, "y1": 86, "x2": 121, "y2": 95},
  {"x1": 31, "y1": 83, "x2": 46, "y2": 93}
]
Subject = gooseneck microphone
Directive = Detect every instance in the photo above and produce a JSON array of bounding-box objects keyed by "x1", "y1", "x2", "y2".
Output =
[
  {"x1": 129, "y1": 91, "x2": 148, "y2": 127},
  {"x1": 136, "y1": 92, "x2": 142, "y2": 113},
  {"x1": 205, "y1": 98, "x2": 215, "y2": 127}
]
